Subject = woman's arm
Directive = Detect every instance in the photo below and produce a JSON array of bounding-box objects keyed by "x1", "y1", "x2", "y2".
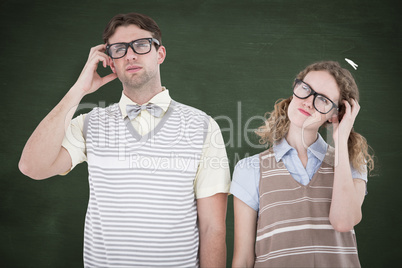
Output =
[
  {"x1": 329, "y1": 99, "x2": 366, "y2": 232},
  {"x1": 232, "y1": 197, "x2": 257, "y2": 268}
]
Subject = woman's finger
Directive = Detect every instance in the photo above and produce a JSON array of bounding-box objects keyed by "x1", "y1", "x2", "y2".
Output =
[{"x1": 349, "y1": 99, "x2": 360, "y2": 118}]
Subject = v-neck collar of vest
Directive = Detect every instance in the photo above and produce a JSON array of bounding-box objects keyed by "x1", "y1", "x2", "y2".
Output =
[
  {"x1": 122, "y1": 100, "x2": 177, "y2": 142},
  {"x1": 294, "y1": 146, "x2": 335, "y2": 188},
  {"x1": 263, "y1": 145, "x2": 335, "y2": 188}
]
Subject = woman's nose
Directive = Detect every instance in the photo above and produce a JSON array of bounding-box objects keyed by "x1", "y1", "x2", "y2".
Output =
[{"x1": 303, "y1": 95, "x2": 314, "y2": 109}]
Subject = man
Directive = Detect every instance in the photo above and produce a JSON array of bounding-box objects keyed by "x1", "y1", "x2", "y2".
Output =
[{"x1": 19, "y1": 13, "x2": 230, "y2": 267}]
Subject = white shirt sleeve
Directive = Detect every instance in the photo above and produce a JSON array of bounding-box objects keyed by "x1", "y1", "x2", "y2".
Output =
[
  {"x1": 61, "y1": 113, "x2": 87, "y2": 173},
  {"x1": 193, "y1": 117, "x2": 231, "y2": 199}
]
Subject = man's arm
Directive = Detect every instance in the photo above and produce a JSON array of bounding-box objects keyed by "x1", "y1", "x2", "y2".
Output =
[
  {"x1": 19, "y1": 44, "x2": 117, "y2": 180},
  {"x1": 197, "y1": 193, "x2": 228, "y2": 268}
]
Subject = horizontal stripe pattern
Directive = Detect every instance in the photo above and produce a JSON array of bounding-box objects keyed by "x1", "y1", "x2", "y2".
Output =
[
  {"x1": 83, "y1": 103, "x2": 207, "y2": 267},
  {"x1": 255, "y1": 148, "x2": 361, "y2": 267},
  {"x1": 256, "y1": 245, "x2": 358, "y2": 263},
  {"x1": 256, "y1": 223, "x2": 335, "y2": 241}
]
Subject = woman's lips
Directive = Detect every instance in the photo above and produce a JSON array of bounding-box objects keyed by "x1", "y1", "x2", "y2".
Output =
[{"x1": 298, "y1": 108, "x2": 311, "y2": 116}]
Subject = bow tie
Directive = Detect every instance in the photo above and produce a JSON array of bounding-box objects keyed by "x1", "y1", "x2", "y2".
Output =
[{"x1": 126, "y1": 103, "x2": 164, "y2": 120}]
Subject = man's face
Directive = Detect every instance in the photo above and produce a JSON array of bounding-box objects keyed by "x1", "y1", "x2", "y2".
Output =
[{"x1": 108, "y1": 24, "x2": 165, "y2": 91}]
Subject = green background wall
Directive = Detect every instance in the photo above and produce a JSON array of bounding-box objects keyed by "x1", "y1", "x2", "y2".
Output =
[{"x1": 1, "y1": 0, "x2": 400, "y2": 266}]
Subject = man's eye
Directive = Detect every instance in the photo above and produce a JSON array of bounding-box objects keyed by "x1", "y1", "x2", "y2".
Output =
[
  {"x1": 135, "y1": 43, "x2": 149, "y2": 48},
  {"x1": 115, "y1": 46, "x2": 126, "y2": 53}
]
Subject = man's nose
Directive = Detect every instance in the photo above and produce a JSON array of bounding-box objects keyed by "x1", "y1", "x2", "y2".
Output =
[{"x1": 125, "y1": 45, "x2": 138, "y2": 60}]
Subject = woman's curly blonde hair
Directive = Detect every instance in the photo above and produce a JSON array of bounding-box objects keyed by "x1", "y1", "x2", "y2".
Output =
[{"x1": 256, "y1": 61, "x2": 375, "y2": 174}]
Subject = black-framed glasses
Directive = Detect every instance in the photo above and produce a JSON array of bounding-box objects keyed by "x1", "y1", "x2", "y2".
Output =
[
  {"x1": 106, "y1": 38, "x2": 160, "y2": 59},
  {"x1": 293, "y1": 79, "x2": 339, "y2": 114}
]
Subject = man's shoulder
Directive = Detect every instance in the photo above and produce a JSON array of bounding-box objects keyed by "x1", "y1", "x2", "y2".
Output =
[
  {"x1": 172, "y1": 100, "x2": 208, "y2": 117},
  {"x1": 88, "y1": 103, "x2": 120, "y2": 116}
]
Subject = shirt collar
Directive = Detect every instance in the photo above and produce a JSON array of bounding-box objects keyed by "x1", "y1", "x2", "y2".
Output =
[
  {"x1": 273, "y1": 138, "x2": 294, "y2": 162},
  {"x1": 119, "y1": 87, "x2": 172, "y2": 119},
  {"x1": 273, "y1": 133, "x2": 328, "y2": 162},
  {"x1": 308, "y1": 133, "x2": 328, "y2": 162}
]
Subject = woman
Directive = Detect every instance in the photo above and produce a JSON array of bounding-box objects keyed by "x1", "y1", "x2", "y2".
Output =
[{"x1": 231, "y1": 61, "x2": 374, "y2": 267}]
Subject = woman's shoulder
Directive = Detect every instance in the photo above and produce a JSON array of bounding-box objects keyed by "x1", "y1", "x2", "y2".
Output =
[
  {"x1": 234, "y1": 153, "x2": 261, "y2": 171},
  {"x1": 231, "y1": 153, "x2": 262, "y2": 211}
]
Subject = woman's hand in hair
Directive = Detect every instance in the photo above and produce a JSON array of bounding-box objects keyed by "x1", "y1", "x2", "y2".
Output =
[{"x1": 331, "y1": 99, "x2": 360, "y2": 145}]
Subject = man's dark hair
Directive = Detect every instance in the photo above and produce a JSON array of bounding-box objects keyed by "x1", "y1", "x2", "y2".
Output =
[{"x1": 102, "y1": 12, "x2": 162, "y2": 47}]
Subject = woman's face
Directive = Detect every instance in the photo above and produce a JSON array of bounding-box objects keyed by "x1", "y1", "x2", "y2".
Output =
[{"x1": 288, "y1": 70, "x2": 340, "y2": 132}]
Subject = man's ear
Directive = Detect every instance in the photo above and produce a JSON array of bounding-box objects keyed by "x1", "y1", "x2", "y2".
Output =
[
  {"x1": 157, "y1": 46, "x2": 166, "y2": 64},
  {"x1": 109, "y1": 58, "x2": 116, "y2": 73}
]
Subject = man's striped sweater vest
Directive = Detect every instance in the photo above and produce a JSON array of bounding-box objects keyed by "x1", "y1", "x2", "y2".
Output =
[
  {"x1": 255, "y1": 147, "x2": 361, "y2": 267},
  {"x1": 82, "y1": 101, "x2": 208, "y2": 267}
]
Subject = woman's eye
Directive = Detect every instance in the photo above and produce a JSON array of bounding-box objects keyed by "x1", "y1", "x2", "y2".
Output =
[
  {"x1": 317, "y1": 96, "x2": 329, "y2": 104},
  {"x1": 302, "y1": 85, "x2": 310, "y2": 92}
]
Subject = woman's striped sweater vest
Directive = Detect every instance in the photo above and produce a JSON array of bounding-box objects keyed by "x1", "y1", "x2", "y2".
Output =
[{"x1": 255, "y1": 147, "x2": 361, "y2": 267}]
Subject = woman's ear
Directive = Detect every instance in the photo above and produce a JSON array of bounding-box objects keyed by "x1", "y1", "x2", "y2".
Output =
[
  {"x1": 328, "y1": 113, "x2": 339, "y2": 124},
  {"x1": 325, "y1": 112, "x2": 335, "y2": 124}
]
